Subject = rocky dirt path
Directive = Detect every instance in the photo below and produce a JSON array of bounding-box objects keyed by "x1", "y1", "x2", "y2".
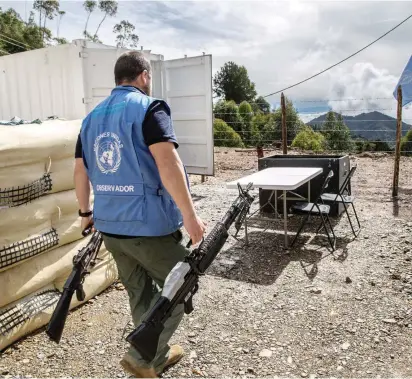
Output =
[{"x1": 1, "y1": 149, "x2": 411, "y2": 378}]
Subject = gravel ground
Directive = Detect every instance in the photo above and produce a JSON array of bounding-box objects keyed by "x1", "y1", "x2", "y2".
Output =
[{"x1": 1, "y1": 147, "x2": 412, "y2": 378}]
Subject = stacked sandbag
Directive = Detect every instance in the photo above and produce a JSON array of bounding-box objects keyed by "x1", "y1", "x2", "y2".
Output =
[{"x1": 0, "y1": 119, "x2": 119, "y2": 351}]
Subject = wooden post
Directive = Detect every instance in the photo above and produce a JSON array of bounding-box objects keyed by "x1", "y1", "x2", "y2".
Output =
[
  {"x1": 201, "y1": 175, "x2": 206, "y2": 183},
  {"x1": 281, "y1": 92, "x2": 287, "y2": 154},
  {"x1": 392, "y1": 85, "x2": 402, "y2": 198}
]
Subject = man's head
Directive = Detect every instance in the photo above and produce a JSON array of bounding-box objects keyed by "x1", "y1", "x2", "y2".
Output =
[{"x1": 114, "y1": 51, "x2": 152, "y2": 95}]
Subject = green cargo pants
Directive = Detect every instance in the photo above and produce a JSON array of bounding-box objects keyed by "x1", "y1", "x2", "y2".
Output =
[{"x1": 102, "y1": 229, "x2": 189, "y2": 373}]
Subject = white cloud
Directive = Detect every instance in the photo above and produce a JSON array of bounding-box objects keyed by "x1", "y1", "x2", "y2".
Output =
[{"x1": 3, "y1": 0, "x2": 412, "y2": 125}]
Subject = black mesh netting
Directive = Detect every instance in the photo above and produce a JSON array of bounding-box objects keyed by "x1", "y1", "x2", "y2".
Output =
[
  {"x1": 0, "y1": 289, "x2": 60, "y2": 336},
  {"x1": 0, "y1": 228, "x2": 59, "y2": 270},
  {"x1": 0, "y1": 172, "x2": 52, "y2": 207}
]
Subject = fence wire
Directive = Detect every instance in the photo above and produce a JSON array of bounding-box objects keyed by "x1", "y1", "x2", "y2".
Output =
[{"x1": 213, "y1": 97, "x2": 412, "y2": 154}]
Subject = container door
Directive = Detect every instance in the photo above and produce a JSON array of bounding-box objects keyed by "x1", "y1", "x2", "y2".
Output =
[
  {"x1": 82, "y1": 48, "x2": 164, "y2": 115},
  {"x1": 81, "y1": 48, "x2": 125, "y2": 114},
  {"x1": 160, "y1": 55, "x2": 214, "y2": 176}
]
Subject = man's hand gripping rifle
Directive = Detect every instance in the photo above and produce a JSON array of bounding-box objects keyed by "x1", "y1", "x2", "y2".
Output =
[
  {"x1": 126, "y1": 182, "x2": 254, "y2": 362},
  {"x1": 46, "y1": 228, "x2": 103, "y2": 343}
]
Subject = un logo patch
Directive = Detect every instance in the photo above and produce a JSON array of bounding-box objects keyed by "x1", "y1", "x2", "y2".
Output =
[{"x1": 94, "y1": 132, "x2": 123, "y2": 174}]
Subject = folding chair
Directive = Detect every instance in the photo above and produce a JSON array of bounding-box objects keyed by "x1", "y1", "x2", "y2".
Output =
[
  {"x1": 289, "y1": 170, "x2": 336, "y2": 251},
  {"x1": 319, "y1": 164, "x2": 361, "y2": 237}
]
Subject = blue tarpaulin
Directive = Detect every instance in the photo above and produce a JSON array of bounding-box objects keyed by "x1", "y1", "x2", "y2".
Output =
[{"x1": 393, "y1": 55, "x2": 412, "y2": 107}]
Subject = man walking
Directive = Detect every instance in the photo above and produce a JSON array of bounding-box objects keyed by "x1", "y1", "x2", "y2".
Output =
[{"x1": 73, "y1": 51, "x2": 206, "y2": 377}]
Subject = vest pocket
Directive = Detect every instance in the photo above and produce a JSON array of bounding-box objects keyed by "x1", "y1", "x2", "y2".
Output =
[{"x1": 94, "y1": 193, "x2": 146, "y2": 222}]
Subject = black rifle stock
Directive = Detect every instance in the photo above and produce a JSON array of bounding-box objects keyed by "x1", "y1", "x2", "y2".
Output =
[
  {"x1": 46, "y1": 229, "x2": 103, "y2": 343},
  {"x1": 126, "y1": 182, "x2": 254, "y2": 362}
]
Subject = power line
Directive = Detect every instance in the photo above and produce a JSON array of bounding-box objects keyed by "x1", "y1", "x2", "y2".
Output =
[
  {"x1": 0, "y1": 33, "x2": 32, "y2": 50},
  {"x1": 262, "y1": 13, "x2": 412, "y2": 98},
  {"x1": 0, "y1": 48, "x2": 11, "y2": 55}
]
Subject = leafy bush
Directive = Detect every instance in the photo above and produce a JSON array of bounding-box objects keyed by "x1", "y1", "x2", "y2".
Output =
[
  {"x1": 213, "y1": 118, "x2": 244, "y2": 148},
  {"x1": 213, "y1": 100, "x2": 244, "y2": 134},
  {"x1": 401, "y1": 129, "x2": 412, "y2": 156},
  {"x1": 291, "y1": 126, "x2": 325, "y2": 152},
  {"x1": 238, "y1": 101, "x2": 254, "y2": 145}
]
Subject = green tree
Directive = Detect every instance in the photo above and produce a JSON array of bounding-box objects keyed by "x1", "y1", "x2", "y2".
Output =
[
  {"x1": 272, "y1": 97, "x2": 304, "y2": 145},
  {"x1": 213, "y1": 100, "x2": 244, "y2": 135},
  {"x1": 292, "y1": 126, "x2": 325, "y2": 152},
  {"x1": 238, "y1": 101, "x2": 254, "y2": 145},
  {"x1": 113, "y1": 20, "x2": 139, "y2": 48},
  {"x1": 56, "y1": 10, "x2": 65, "y2": 38},
  {"x1": 213, "y1": 61, "x2": 257, "y2": 103},
  {"x1": 401, "y1": 129, "x2": 412, "y2": 156},
  {"x1": 94, "y1": 0, "x2": 118, "y2": 40},
  {"x1": 213, "y1": 118, "x2": 244, "y2": 147},
  {"x1": 321, "y1": 112, "x2": 354, "y2": 152},
  {"x1": 253, "y1": 96, "x2": 271, "y2": 114},
  {"x1": 83, "y1": 0, "x2": 97, "y2": 37},
  {"x1": 374, "y1": 139, "x2": 392, "y2": 152},
  {"x1": 33, "y1": 0, "x2": 60, "y2": 42},
  {"x1": 0, "y1": 8, "x2": 46, "y2": 55}
]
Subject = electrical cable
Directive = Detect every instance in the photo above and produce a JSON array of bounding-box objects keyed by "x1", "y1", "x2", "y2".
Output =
[{"x1": 262, "y1": 13, "x2": 412, "y2": 98}]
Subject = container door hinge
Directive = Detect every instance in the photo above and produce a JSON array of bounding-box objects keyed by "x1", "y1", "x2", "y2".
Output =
[
  {"x1": 79, "y1": 52, "x2": 89, "y2": 58},
  {"x1": 83, "y1": 98, "x2": 93, "y2": 104}
]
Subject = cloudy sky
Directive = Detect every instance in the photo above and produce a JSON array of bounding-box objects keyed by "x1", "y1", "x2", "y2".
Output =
[{"x1": 2, "y1": 0, "x2": 412, "y2": 122}]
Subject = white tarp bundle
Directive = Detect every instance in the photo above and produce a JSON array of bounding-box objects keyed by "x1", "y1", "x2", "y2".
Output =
[{"x1": 0, "y1": 118, "x2": 118, "y2": 352}]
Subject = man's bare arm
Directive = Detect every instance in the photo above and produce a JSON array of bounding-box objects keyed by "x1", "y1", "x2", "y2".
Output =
[{"x1": 74, "y1": 158, "x2": 91, "y2": 212}]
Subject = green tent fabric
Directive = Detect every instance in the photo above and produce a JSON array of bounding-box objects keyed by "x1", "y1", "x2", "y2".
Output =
[{"x1": 0, "y1": 116, "x2": 42, "y2": 125}]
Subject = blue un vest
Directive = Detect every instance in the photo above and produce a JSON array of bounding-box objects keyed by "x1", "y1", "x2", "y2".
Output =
[{"x1": 80, "y1": 86, "x2": 187, "y2": 236}]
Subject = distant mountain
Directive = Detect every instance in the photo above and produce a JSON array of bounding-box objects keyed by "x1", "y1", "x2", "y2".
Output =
[{"x1": 307, "y1": 111, "x2": 412, "y2": 148}]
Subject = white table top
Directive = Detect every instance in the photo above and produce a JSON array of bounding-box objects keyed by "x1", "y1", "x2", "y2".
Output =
[{"x1": 226, "y1": 167, "x2": 323, "y2": 190}]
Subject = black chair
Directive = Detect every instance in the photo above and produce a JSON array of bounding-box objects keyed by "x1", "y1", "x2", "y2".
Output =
[
  {"x1": 289, "y1": 170, "x2": 336, "y2": 251},
  {"x1": 319, "y1": 164, "x2": 361, "y2": 237}
]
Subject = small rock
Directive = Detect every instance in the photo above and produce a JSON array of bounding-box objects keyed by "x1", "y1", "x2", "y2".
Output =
[
  {"x1": 341, "y1": 342, "x2": 350, "y2": 350},
  {"x1": 355, "y1": 297, "x2": 364, "y2": 301},
  {"x1": 242, "y1": 348, "x2": 249, "y2": 354},
  {"x1": 382, "y1": 319, "x2": 397, "y2": 324},
  {"x1": 37, "y1": 353, "x2": 45, "y2": 360},
  {"x1": 22, "y1": 359, "x2": 30, "y2": 364},
  {"x1": 259, "y1": 349, "x2": 272, "y2": 357},
  {"x1": 390, "y1": 273, "x2": 401, "y2": 280},
  {"x1": 337, "y1": 366, "x2": 344, "y2": 371},
  {"x1": 301, "y1": 372, "x2": 308, "y2": 378},
  {"x1": 220, "y1": 259, "x2": 236, "y2": 266},
  {"x1": 287, "y1": 356, "x2": 293, "y2": 364},
  {"x1": 87, "y1": 322, "x2": 93, "y2": 327},
  {"x1": 98, "y1": 349, "x2": 105, "y2": 355},
  {"x1": 345, "y1": 277, "x2": 352, "y2": 284},
  {"x1": 189, "y1": 351, "x2": 197, "y2": 359},
  {"x1": 310, "y1": 288, "x2": 322, "y2": 294},
  {"x1": 46, "y1": 352, "x2": 55, "y2": 358}
]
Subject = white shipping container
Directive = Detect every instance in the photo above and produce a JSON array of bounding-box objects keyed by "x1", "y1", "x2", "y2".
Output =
[{"x1": 0, "y1": 39, "x2": 214, "y2": 176}]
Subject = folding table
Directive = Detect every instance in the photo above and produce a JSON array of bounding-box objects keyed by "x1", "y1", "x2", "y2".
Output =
[{"x1": 226, "y1": 167, "x2": 323, "y2": 248}]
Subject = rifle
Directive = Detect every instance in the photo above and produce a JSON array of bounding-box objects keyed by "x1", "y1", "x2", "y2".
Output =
[
  {"x1": 126, "y1": 182, "x2": 254, "y2": 362},
  {"x1": 46, "y1": 227, "x2": 103, "y2": 343}
]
